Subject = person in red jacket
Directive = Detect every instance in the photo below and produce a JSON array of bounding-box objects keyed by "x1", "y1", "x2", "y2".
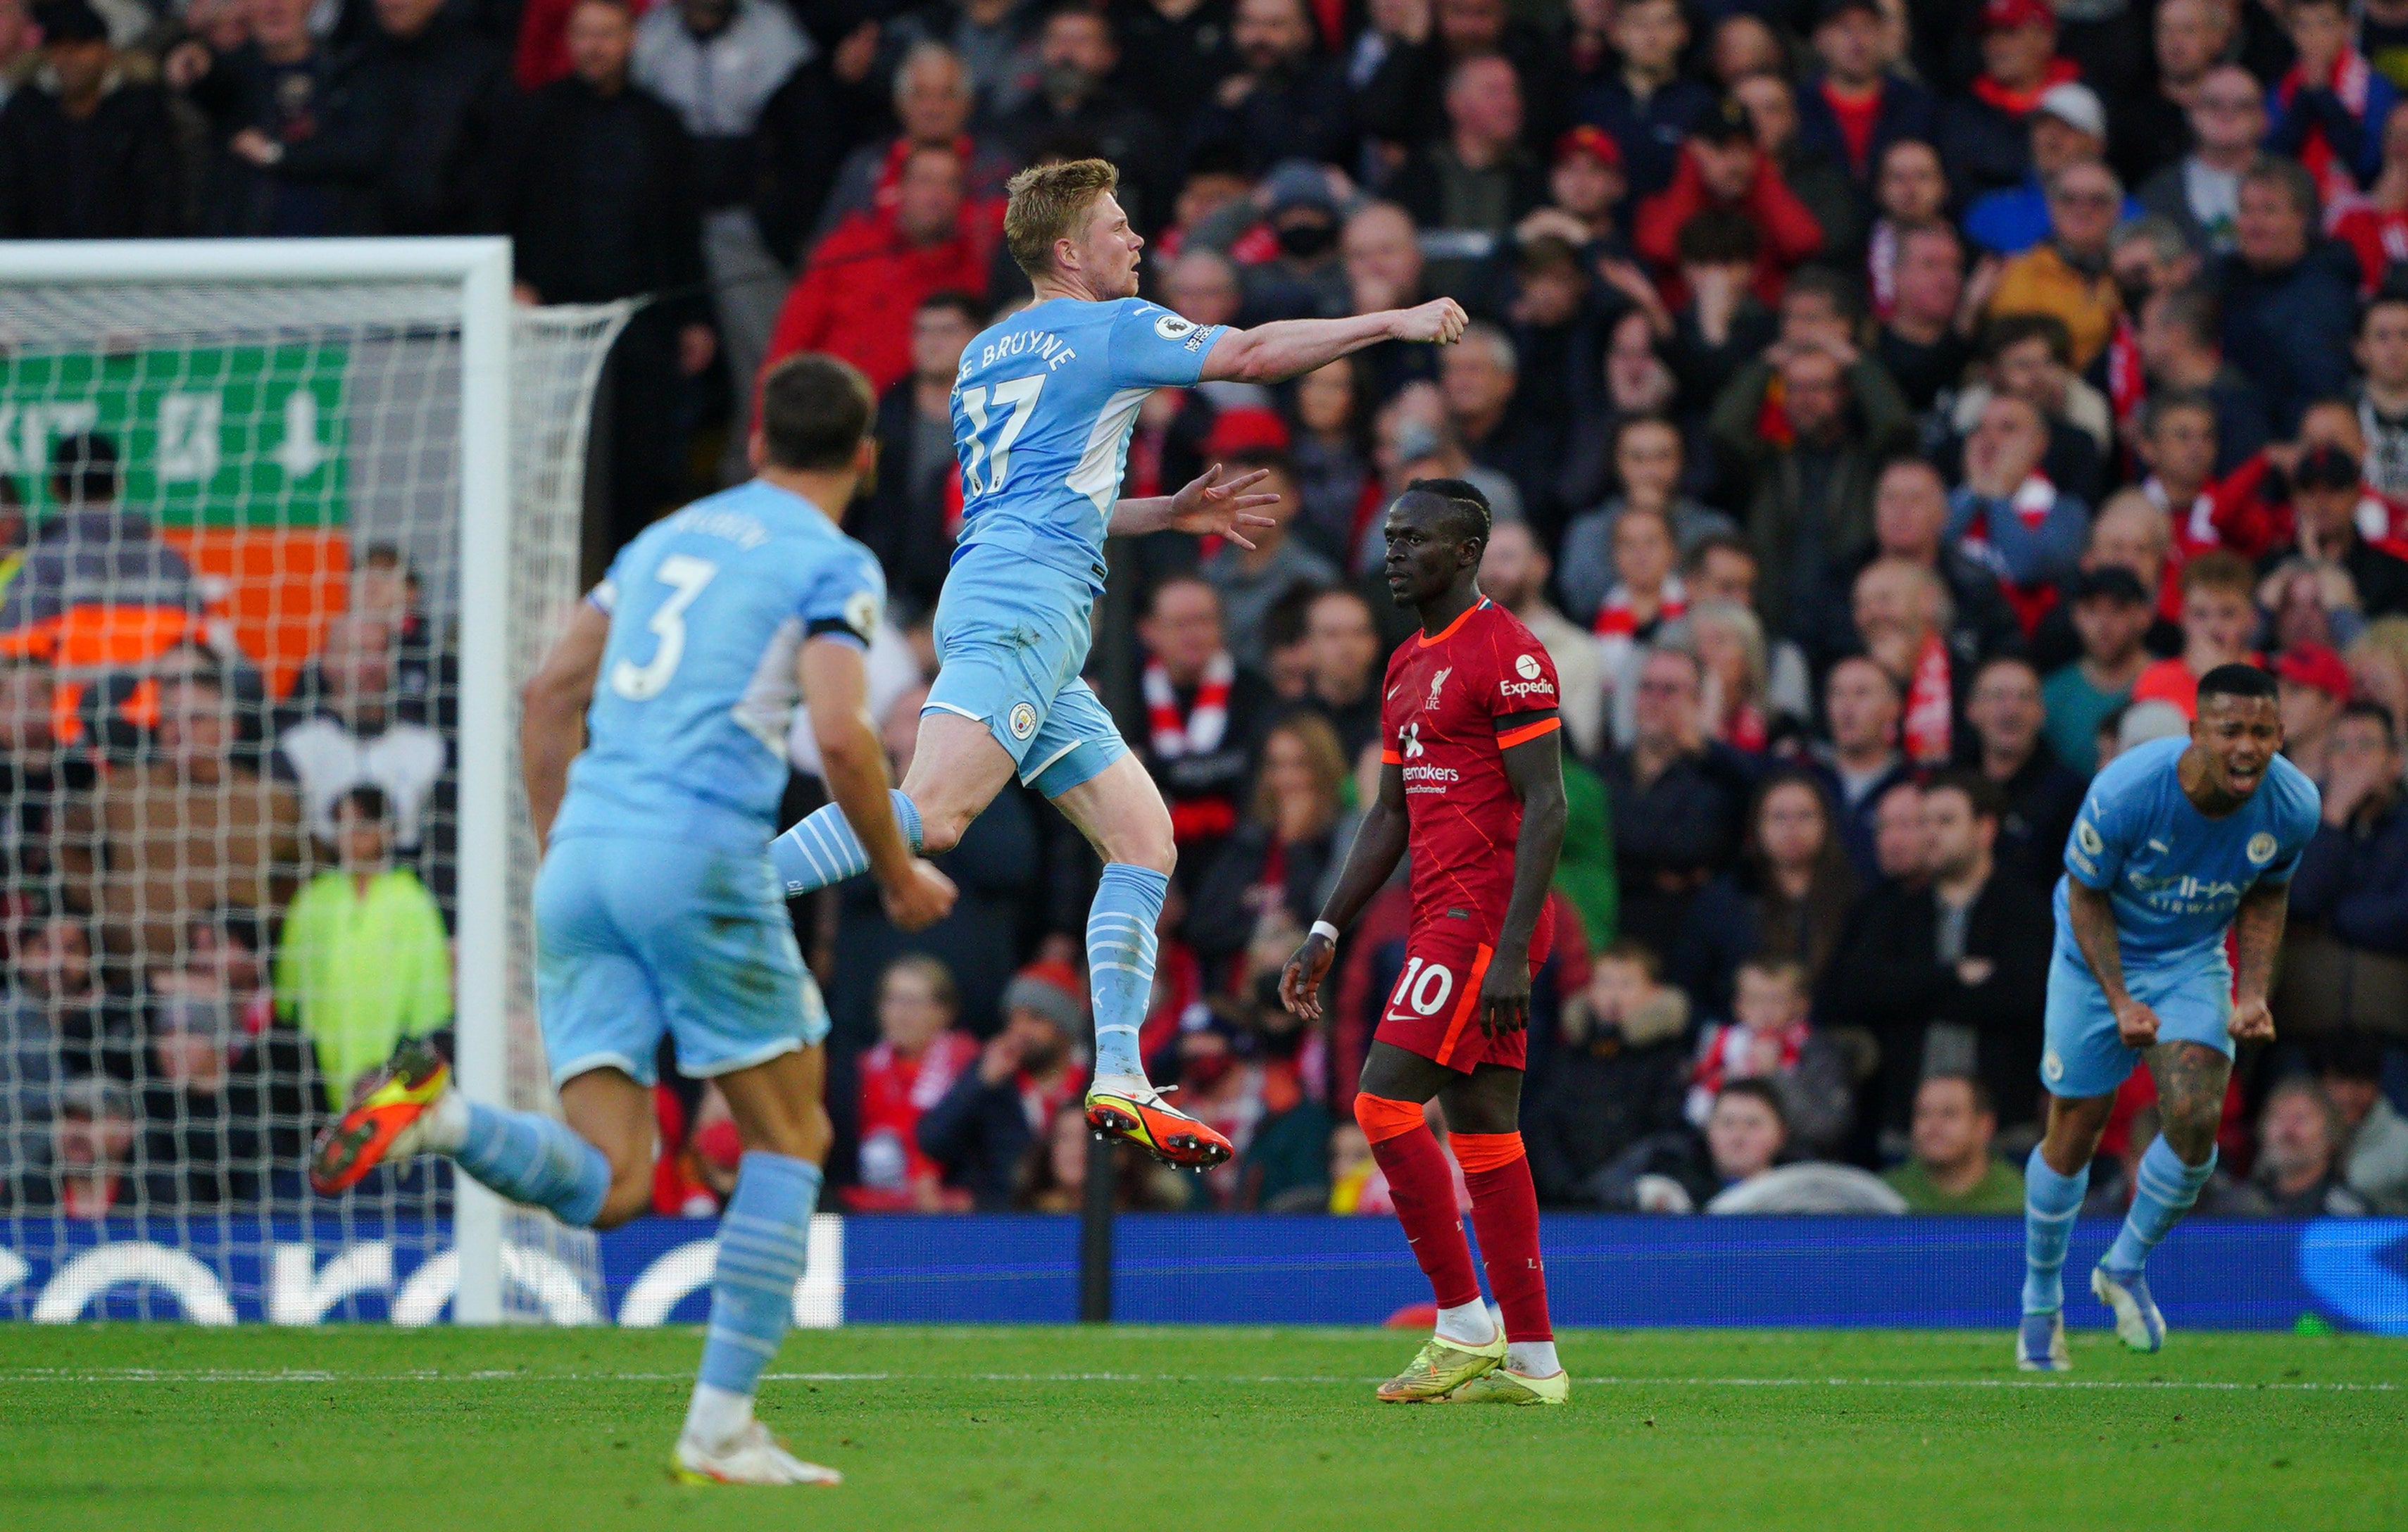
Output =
[
  {"x1": 760, "y1": 143, "x2": 996, "y2": 399},
  {"x1": 844, "y1": 955, "x2": 980, "y2": 1212},
  {"x1": 1636, "y1": 95, "x2": 1824, "y2": 309}
]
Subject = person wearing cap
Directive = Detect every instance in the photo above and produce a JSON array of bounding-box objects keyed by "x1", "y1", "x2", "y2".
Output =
[
  {"x1": 916, "y1": 959, "x2": 1090, "y2": 1210},
  {"x1": 1795, "y1": 0, "x2": 1934, "y2": 194},
  {"x1": 2276, "y1": 639, "x2": 2357, "y2": 781},
  {"x1": 2136, "y1": 65, "x2": 2266, "y2": 257},
  {"x1": 1234, "y1": 161, "x2": 1354, "y2": 324},
  {"x1": 1936, "y1": 0, "x2": 2077, "y2": 206},
  {"x1": 1572, "y1": 0, "x2": 1715, "y2": 206},
  {"x1": 2042, "y1": 563, "x2": 2157, "y2": 773},
  {"x1": 1983, "y1": 159, "x2": 2128, "y2": 370},
  {"x1": 2270, "y1": 0, "x2": 2397, "y2": 207},
  {"x1": 0, "y1": 0, "x2": 178, "y2": 238},
  {"x1": 1963, "y1": 82, "x2": 2135, "y2": 258},
  {"x1": 2274, "y1": 443, "x2": 2408, "y2": 618},
  {"x1": 1635, "y1": 94, "x2": 1824, "y2": 309},
  {"x1": 1184, "y1": 0, "x2": 1353, "y2": 177},
  {"x1": 1515, "y1": 125, "x2": 1633, "y2": 262}
]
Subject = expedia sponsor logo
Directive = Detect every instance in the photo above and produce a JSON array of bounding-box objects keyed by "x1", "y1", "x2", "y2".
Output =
[{"x1": 1498, "y1": 677, "x2": 1555, "y2": 700}]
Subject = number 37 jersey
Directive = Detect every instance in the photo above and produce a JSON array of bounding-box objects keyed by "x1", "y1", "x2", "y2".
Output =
[
  {"x1": 552, "y1": 479, "x2": 886, "y2": 853},
  {"x1": 1379, "y1": 598, "x2": 1562, "y2": 938},
  {"x1": 949, "y1": 297, "x2": 1224, "y2": 593}
]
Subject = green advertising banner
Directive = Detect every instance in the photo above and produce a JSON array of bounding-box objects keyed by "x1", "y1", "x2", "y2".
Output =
[{"x1": 0, "y1": 344, "x2": 348, "y2": 527}]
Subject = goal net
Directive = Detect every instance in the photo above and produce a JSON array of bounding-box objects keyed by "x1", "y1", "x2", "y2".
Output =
[{"x1": 0, "y1": 240, "x2": 629, "y2": 1326}]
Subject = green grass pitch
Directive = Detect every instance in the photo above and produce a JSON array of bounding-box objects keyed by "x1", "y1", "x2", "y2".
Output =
[{"x1": 1, "y1": 1324, "x2": 2401, "y2": 1531}]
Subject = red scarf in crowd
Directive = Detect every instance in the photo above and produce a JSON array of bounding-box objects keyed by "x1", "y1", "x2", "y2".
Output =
[
  {"x1": 1687, "y1": 1019, "x2": 1808, "y2": 1124},
  {"x1": 1958, "y1": 473, "x2": 2064, "y2": 634},
  {"x1": 1145, "y1": 651, "x2": 1239, "y2": 842},
  {"x1": 2278, "y1": 51, "x2": 2375, "y2": 206},
  {"x1": 1592, "y1": 574, "x2": 1687, "y2": 671},
  {"x1": 2146, "y1": 474, "x2": 2224, "y2": 558},
  {"x1": 2105, "y1": 318, "x2": 2145, "y2": 430},
  {"x1": 1905, "y1": 628, "x2": 1955, "y2": 766},
  {"x1": 1969, "y1": 57, "x2": 2081, "y2": 118}
]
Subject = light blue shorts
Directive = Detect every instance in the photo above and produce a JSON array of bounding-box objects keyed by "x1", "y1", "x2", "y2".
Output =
[
  {"x1": 924, "y1": 543, "x2": 1127, "y2": 799},
  {"x1": 534, "y1": 834, "x2": 828, "y2": 1088},
  {"x1": 2040, "y1": 945, "x2": 2233, "y2": 1100}
]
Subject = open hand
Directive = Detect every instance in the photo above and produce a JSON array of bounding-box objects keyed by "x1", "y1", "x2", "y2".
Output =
[{"x1": 1166, "y1": 463, "x2": 1281, "y2": 548}]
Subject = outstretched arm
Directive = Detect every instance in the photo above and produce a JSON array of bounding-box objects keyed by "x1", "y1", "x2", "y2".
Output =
[
  {"x1": 1280, "y1": 760, "x2": 1411, "y2": 1021},
  {"x1": 1476, "y1": 715, "x2": 1568, "y2": 1038},
  {"x1": 2227, "y1": 880, "x2": 2289, "y2": 1043},
  {"x1": 1198, "y1": 299, "x2": 1468, "y2": 386}
]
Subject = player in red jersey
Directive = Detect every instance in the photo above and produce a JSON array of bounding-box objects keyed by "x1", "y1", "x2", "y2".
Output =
[{"x1": 1279, "y1": 479, "x2": 1569, "y2": 1407}]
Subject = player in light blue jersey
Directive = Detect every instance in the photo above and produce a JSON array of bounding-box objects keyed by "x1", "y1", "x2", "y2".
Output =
[
  {"x1": 2016, "y1": 664, "x2": 2319, "y2": 1371},
  {"x1": 768, "y1": 157, "x2": 1469, "y2": 1169},
  {"x1": 311, "y1": 356, "x2": 955, "y2": 1485}
]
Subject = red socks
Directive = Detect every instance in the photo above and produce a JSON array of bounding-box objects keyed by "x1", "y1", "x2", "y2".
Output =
[
  {"x1": 1454, "y1": 1132, "x2": 1553, "y2": 1344},
  {"x1": 1356, "y1": 1094, "x2": 1481, "y2": 1312}
]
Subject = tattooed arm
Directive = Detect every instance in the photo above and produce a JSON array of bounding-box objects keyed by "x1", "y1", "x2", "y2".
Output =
[
  {"x1": 2228, "y1": 880, "x2": 2289, "y2": 1044},
  {"x1": 2067, "y1": 881, "x2": 2156, "y2": 1048}
]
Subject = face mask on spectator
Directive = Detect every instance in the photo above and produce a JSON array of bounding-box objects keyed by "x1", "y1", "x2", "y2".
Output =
[{"x1": 1277, "y1": 220, "x2": 1337, "y2": 258}]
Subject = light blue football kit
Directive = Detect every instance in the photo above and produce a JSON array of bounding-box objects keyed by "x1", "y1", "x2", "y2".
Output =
[
  {"x1": 2041, "y1": 735, "x2": 2320, "y2": 1099},
  {"x1": 2019, "y1": 733, "x2": 2321, "y2": 1339},
  {"x1": 541, "y1": 478, "x2": 884, "y2": 1087}
]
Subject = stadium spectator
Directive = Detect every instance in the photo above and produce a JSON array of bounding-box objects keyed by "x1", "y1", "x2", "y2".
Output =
[
  {"x1": 1695, "y1": 1078, "x2": 1789, "y2": 1206},
  {"x1": 1389, "y1": 54, "x2": 1545, "y2": 289},
  {"x1": 844, "y1": 955, "x2": 979, "y2": 1212},
  {"x1": 1679, "y1": 599, "x2": 1791, "y2": 754},
  {"x1": 1882, "y1": 1073, "x2": 2025, "y2": 1212},
  {"x1": 168, "y1": 0, "x2": 388, "y2": 236},
  {"x1": 1187, "y1": 713, "x2": 1347, "y2": 977},
  {"x1": 1868, "y1": 771, "x2": 1929, "y2": 887},
  {"x1": 1683, "y1": 957, "x2": 1855, "y2": 1157},
  {"x1": 2278, "y1": 641, "x2": 2353, "y2": 784},
  {"x1": 2273, "y1": 446, "x2": 2408, "y2": 619},
  {"x1": 810, "y1": 41, "x2": 1015, "y2": 246},
  {"x1": 2133, "y1": 284, "x2": 2274, "y2": 478},
  {"x1": 1288, "y1": 588, "x2": 1384, "y2": 760},
  {"x1": 2039, "y1": 565, "x2": 2154, "y2": 774},
  {"x1": 2321, "y1": 1032, "x2": 2408, "y2": 1210},
  {"x1": 851, "y1": 291, "x2": 981, "y2": 613},
  {"x1": 502, "y1": 0, "x2": 710, "y2": 549},
  {"x1": 139, "y1": 943, "x2": 271, "y2": 1207},
  {"x1": 2027, "y1": 491, "x2": 2183, "y2": 674},
  {"x1": 30, "y1": 1075, "x2": 143, "y2": 1217},
  {"x1": 0, "y1": 0, "x2": 177, "y2": 237},
  {"x1": 1710, "y1": 338, "x2": 1916, "y2": 648},
  {"x1": 2131, "y1": 393, "x2": 2228, "y2": 554},
  {"x1": 2216, "y1": 158, "x2": 2361, "y2": 436},
  {"x1": 2110, "y1": 0, "x2": 2228, "y2": 191},
  {"x1": 2352, "y1": 293, "x2": 2408, "y2": 501},
  {"x1": 1733, "y1": 71, "x2": 1862, "y2": 269},
  {"x1": 1947, "y1": 395, "x2": 2090, "y2": 632},
  {"x1": 1873, "y1": 223, "x2": 1976, "y2": 413},
  {"x1": 1848, "y1": 559, "x2": 1959, "y2": 767},
  {"x1": 1601, "y1": 645, "x2": 1750, "y2": 955},
  {"x1": 1794, "y1": 0, "x2": 1935, "y2": 195},
  {"x1": 1962, "y1": 655, "x2": 2083, "y2": 892},
  {"x1": 1935, "y1": 0, "x2": 2073, "y2": 207},
  {"x1": 1948, "y1": 313, "x2": 2110, "y2": 506},
  {"x1": 1981, "y1": 158, "x2": 2124, "y2": 367},
  {"x1": 353, "y1": 0, "x2": 515, "y2": 238},
  {"x1": 2269, "y1": 0, "x2": 2395, "y2": 206},
  {"x1": 1591, "y1": 506, "x2": 1686, "y2": 745},
  {"x1": 0, "y1": 658, "x2": 92, "y2": 913},
  {"x1": 1636, "y1": 96, "x2": 1825, "y2": 310},
  {"x1": 1185, "y1": 0, "x2": 1352, "y2": 177},
  {"x1": 918, "y1": 960, "x2": 1089, "y2": 1210},
  {"x1": 0, "y1": 911, "x2": 136, "y2": 1199},
  {"x1": 2236, "y1": 1079, "x2": 2371, "y2": 1217},
  {"x1": 1199, "y1": 453, "x2": 1340, "y2": 669},
  {"x1": 1842, "y1": 458, "x2": 2021, "y2": 674},
  {"x1": 1963, "y1": 82, "x2": 2116, "y2": 258},
  {"x1": 2278, "y1": 701, "x2": 2408, "y2": 1036},
  {"x1": 1808, "y1": 655, "x2": 1913, "y2": 879},
  {"x1": 65, "y1": 670, "x2": 300, "y2": 981},
  {"x1": 764, "y1": 144, "x2": 995, "y2": 398},
  {"x1": 2129, "y1": 551, "x2": 2259, "y2": 717},
  {"x1": 1865, "y1": 137, "x2": 1950, "y2": 321},
  {"x1": 1436, "y1": 323, "x2": 1560, "y2": 541},
  {"x1": 1686, "y1": 534, "x2": 1815, "y2": 726},
  {"x1": 1556, "y1": 415, "x2": 1734, "y2": 627},
  {"x1": 2136, "y1": 66, "x2": 2263, "y2": 257},
  {"x1": 1013, "y1": 1098, "x2": 1190, "y2": 1211},
  {"x1": 0, "y1": 434, "x2": 202, "y2": 673},
  {"x1": 1525, "y1": 939, "x2": 1690, "y2": 1206},
  {"x1": 1129, "y1": 575, "x2": 1274, "y2": 879},
  {"x1": 1672, "y1": 772, "x2": 1859, "y2": 1019},
  {"x1": 1573, "y1": 0, "x2": 1708, "y2": 206},
  {"x1": 274, "y1": 785, "x2": 451, "y2": 1109},
  {"x1": 277, "y1": 613, "x2": 448, "y2": 859},
  {"x1": 1479, "y1": 520, "x2": 1607, "y2": 759},
  {"x1": 1341, "y1": 201, "x2": 1441, "y2": 400},
  {"x1": 632, "y1": 0, "x2": 808, "y2": 478},
  {"x1": 1224, "y1": 164, "x2": 1353, "y2": 325},
  {"x1": 1821, "y1": 770, "x2": 2051, "y2": 1145}
]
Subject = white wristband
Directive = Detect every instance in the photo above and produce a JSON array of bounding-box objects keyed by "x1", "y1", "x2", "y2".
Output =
[{"x1": 1310, "y1": 921, "x2": 1341, "y2": 944}]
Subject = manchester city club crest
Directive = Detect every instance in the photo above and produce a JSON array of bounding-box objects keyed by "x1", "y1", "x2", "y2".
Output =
[
  {"x1": 2247, "y1": 831, "x2": 2277, "y2": 865},
  {"x1": 1008, "y1": 701, "x2": 1038, "y2": 741}
]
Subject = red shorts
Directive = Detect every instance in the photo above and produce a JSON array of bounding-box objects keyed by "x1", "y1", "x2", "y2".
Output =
[{"x1": 1373, "y1": 903, "x2": 1553, "y2": 1074}]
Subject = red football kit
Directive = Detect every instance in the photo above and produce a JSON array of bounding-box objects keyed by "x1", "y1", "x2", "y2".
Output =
[{"x1": 1375, "y1": 597, "x2": 1560, "y2": 1073}]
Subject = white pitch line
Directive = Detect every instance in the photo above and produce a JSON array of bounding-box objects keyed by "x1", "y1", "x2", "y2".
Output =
[{"x1": 0, "y1": 1369, "x2": 2393, "y2": 1393}]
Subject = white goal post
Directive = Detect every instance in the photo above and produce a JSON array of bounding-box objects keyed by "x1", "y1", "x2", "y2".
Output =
[{"x1": 0, "y1": 239, "x2": 628, "y2": 1324}]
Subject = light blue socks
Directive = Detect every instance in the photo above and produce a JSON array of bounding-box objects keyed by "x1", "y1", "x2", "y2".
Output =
[
  {"x1": 1086, "y1": 863, "x2": 1169, "y2": 1079},
  {"x1": 451, "y1": 1101, "x2": 611, "y2": 1226},
  {"x1": 2103, "y1": 1136, "x2": 2216, "y2": 1274},
  {"x1": 2021, "y1": 1145, "x2": 2088, "y2": 1316},
  {"x1": 770, "y1": 790, "x2": 924, "y2": 896},
  {"x1": 696, "y1": 1152, "x2": 822, "y2": 1399}
]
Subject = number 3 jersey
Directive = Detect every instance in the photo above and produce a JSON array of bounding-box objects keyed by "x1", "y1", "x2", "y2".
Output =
[
  {"x1": 948, "y1": 296, "x2": 1225, "y2": 594},
  {"x1": 1379, "y1": 598, "x2": 1562, "y2": 939},
  {"x1": 553, "y1": 479, "x2": 885, "y2": 852}
]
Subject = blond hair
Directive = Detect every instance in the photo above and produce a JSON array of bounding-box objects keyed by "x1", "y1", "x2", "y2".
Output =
[{"x1": 1004, "y1": 158, "x2": 1120, "y2": 278}]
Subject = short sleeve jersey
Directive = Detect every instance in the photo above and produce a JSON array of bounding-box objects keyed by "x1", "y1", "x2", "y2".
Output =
[
  {"x1": 1379, "y1": 598, "x2": 1562, "y2": 936},
  {"x1": 552, "y1": 479, "x2": 885, "y2": 851},
  {"x1": 948, "y1": 296, "x2": 1225, "y2": 591},
  {"x1": 2052, "y1": 735, "x2": 2322, "y2": 974}
]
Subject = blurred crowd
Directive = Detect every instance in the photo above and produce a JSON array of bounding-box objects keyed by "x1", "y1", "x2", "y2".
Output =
[{"x1": 4, "y1": 0, "x2": 2408, "y2": 1219}]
